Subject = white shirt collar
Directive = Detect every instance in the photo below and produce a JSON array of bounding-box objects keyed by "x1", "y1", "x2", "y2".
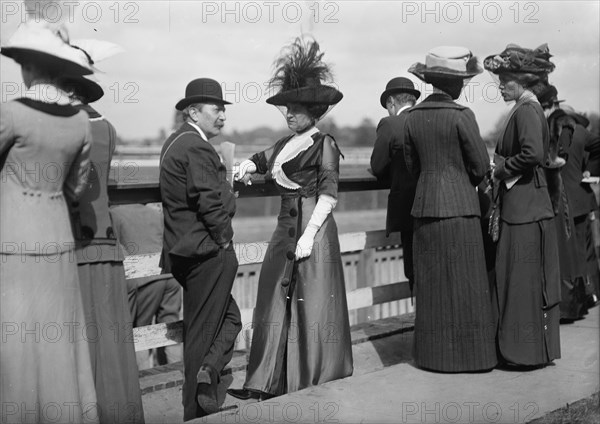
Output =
[
  {"x1": 187, "y1": 121, "x2": 208, "y2": 142},
  {"x1": 396, "y1": 104, "x2": 411, "y2": 115}
]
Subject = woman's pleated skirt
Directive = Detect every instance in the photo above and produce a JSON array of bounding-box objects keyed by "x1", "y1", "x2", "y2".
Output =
[{"x1": 413, "y1": 216, "x2": 497, "y2": 372}]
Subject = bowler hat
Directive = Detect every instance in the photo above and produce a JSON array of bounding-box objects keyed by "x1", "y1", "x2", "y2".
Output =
[
  {"x1": 380, "y1": 77, "x2": 421, "y2": 108},
  {"x1": 176, "y1": 78, "x2": 231, "y2": 111}
]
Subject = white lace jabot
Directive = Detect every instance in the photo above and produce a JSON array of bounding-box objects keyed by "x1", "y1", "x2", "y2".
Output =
[{"x1": 272, "y1": 126, "x2": 319, "y2": 190}]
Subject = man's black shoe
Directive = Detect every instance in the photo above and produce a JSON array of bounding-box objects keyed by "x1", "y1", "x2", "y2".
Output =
[
  {"x1": 226, "y1": 388, "x2": 260, "y2": 400},
  {"x1": 196, "y1": 365, "x2": 219, "y2": 414}
]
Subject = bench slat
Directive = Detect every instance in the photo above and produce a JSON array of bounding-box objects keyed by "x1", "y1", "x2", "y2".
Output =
[{"x1": 133, "y1": 280, "x2": 410, "y2": 352}]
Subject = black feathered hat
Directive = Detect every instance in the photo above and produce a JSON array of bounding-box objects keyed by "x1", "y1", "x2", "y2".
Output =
[{"x1": 266, "y1": 37, "x2": 343, "y2": 107}]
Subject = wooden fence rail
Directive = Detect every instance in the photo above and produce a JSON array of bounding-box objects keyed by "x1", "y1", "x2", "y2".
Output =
[
  {"x1": 108, "y1": 153, "x2": 412, "y2": 353},
  {"x1": 128, "y1": 229, "x2": 411, "y2": 352}
]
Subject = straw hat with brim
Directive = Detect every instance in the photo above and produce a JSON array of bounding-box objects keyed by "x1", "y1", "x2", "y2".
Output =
[
  {"x1": 1, "y1": 21, "x2": 92, "y2": 76},
  {"x1": 266, "y1": 84, "x2": 343, "y2": 106},
  {"x1": 175, "y1": 78, "x2": 231, "y2": 111},
  {"x1": 483, "y1": 43, "x2": 555, "y2": 75},
  {"x1": 409, "y1": 46, "x2": 482, "y2": 83},
  {"x1": 60, "y1": 75, "x2": 104, "y2": 103},
  {"x1": 380, "y1": 77, "x2": 421, "y2": 108}
]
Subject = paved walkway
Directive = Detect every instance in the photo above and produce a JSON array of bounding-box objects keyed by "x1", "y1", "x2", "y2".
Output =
[{"x1": 144, "y1": 308, "x2": 599, "y2": 423}]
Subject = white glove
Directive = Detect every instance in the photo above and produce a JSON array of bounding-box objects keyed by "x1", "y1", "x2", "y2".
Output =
[
  {"x1": 295, "y1": 195, "x2": 337, "y2": 260},
  {"x1": 233, "y1": 159, "x2": 257, "y2": 185}
]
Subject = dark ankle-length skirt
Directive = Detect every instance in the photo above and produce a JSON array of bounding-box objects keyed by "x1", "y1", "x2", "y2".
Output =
[
  {"x1": 413, "y1": 216, "x2": 497, "y2": 372},
  {"x1": 244, "y1": 195, "x2": 353, "y2": 395},
  {"x1": 77, "y1": 262, "x2": 145, "y2": 423},
  {"x1": 495, "y1": 218, "x2": 561, "y2": 366}
]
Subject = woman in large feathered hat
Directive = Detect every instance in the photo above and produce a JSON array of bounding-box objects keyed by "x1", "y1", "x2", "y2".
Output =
[
  {"x1": 484, "y1": 43, "x2": 562, "y2": 369},
  {"x1": 228, "y1": 37, "x2": 353, "y2": 400},
  {"x1": 0, "y1": 20, "x2": 99, "y2": 422},
  {"x1": 402, "y1": 46, "x2": 498, "y2": 373}
]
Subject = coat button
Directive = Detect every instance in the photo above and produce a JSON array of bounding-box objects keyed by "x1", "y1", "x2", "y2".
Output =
[
  {"x1": 281, "y1": 278, "x2": 290, "y2": 287},
  {"x1": 288, "y1": 228, "x2": 296, "y2": 238},
  {"x1": 290, "y1": 208, "x2": 298, "y2": 217},
  {"x1": 286, "y1": 251, "x2": 295, "y2": 261},
  {"x1": 71, "y1": 201, "x2": 79, "y2": 208}
]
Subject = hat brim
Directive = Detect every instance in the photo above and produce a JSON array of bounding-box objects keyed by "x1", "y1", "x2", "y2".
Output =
[
  {"x1": 175, "y1": 95, "x2": 231, "y2": 111},
  {"x1": 380, "y1": 87, "x2": 421, "y2": 109},
  {"x1": 60, "y1": 76, "x2": 104, "y2": 103},
  {"x1": 266, "y1": 85, "x2": 343, "y2": 106},
  {"x1": 1, "y1": 47, "x2": 93, "y2": 76},
  {"x1": 409, "y1": 62, "x2": 481, "y2": 83}
]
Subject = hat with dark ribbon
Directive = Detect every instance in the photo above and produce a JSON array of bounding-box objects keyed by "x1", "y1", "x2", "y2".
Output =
[
  {"x1": 380, "y1": 77, "x2": 421, "y2": 108},
  {"x1": 175, "y1": 78, "x2": 232, "y2": 111},
  {"x1": 409, "y1": 46, "x2": 482, "y2": 83}
]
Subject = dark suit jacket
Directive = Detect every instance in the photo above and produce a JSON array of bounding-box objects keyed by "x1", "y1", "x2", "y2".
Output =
[
  {"x1": 563, "y1": 124, "x2": 600, "y2": 217},
  {"x1": 159, "y1": 123, "x2": 235, "y2": 272},
  {"x1": 370, "y1": 111, "x2": 417, "y2": 233},
  {"x1": 494, "y1": 102, "x2": 554, "y2": 224},
  {"x1": 404, "y1": 93, "x2": 489, "y2": 219}
]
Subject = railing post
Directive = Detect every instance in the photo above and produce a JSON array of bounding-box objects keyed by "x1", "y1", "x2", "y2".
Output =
[{"x1": 356, "y1": 247, "x2": 375, "y2": 323}]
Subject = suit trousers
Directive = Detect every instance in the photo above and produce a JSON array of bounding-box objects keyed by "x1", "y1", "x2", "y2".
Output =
[{"x1": 171, "y1": 246, "x2": 242, "y2": 421}]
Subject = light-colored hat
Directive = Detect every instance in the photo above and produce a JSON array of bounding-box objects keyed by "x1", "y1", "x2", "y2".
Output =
[
  {"x1": 409, "y1": 46, "x2": 482, "y2": 82},
  {"x1": 1, "y1": 20, "x2": 92, "y2": 76}
]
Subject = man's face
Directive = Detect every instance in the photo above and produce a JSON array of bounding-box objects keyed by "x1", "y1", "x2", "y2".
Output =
[{"x1": 191, "y1": 103, "x2": 226, "y2": 138}]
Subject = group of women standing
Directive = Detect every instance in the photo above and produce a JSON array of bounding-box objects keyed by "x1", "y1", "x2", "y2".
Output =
[
  {"x1": 404, "y1": 42, "x2": 597, "y2": 373},
  {"x1": 1, "y1": 21, "x2": 143, "y2": 423}
]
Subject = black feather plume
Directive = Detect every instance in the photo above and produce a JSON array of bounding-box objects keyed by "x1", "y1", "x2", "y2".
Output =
[{"x1": 268, "y1": 37, "x2": 333, "y2": 92}]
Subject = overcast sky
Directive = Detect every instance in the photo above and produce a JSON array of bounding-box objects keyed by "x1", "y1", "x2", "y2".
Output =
[{"x1": 1, "y1": 0, "x2": 599, "y2": 141}]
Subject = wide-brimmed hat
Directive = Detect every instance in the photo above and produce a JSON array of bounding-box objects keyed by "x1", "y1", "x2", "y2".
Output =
[
  {"x1": 484, "y1": 43, "x2": 555, "y2": 75},
  {"x1": 266, "y1": 84, "x2": 342, "y2": 106},
  {"x1": 175, "y1": 78, "x2": 231, "y2": 111},
  {"x1": 60, "y1": 75, "x2": 104, "y2": 103},
  {"x1": 409, "y1": 46, "x2": 482, "y2": 83},
  {"x1": 379, "y1": 77, "x2": 421, "y2": 108},
  {"x1": 1, "y1": 21, "x2": 92, "y2": 76}
]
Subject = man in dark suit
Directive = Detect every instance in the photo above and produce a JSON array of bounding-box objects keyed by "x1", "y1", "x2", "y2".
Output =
[
  {"x1": 370, "y1": 77, "x2": 420, "y2": 291},
  {"x1": 159, "y1": 78, "x2": 241, "y2": 420}
]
